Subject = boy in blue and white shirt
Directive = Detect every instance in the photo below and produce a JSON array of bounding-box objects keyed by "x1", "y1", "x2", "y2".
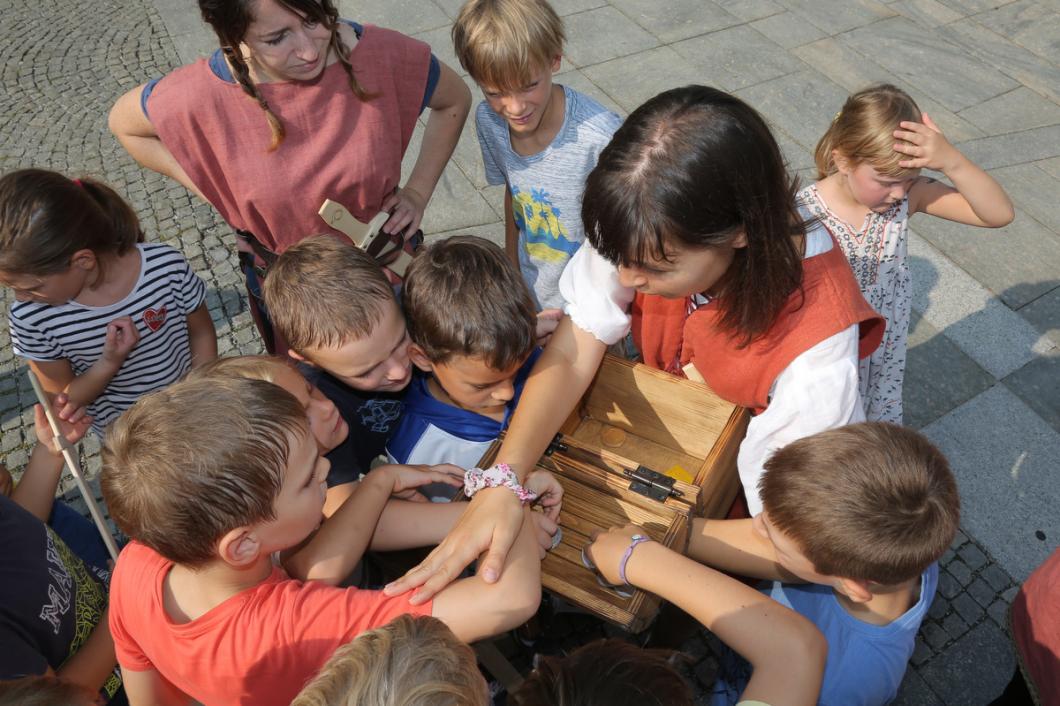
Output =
[
  {"x1": 453, "y1": 0, "x2": 623, "y2": 310},
  {"x1": 386, "y1": 237, "x2": 540, "y2": 499}
]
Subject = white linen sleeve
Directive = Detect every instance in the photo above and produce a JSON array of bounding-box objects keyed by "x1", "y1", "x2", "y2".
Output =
[
  {"x1": 737, "y1": 324, "x2": 865, "y2": 515},
  {"x1": 558, "y1": 242, "x2": 635, "y2": 346}
]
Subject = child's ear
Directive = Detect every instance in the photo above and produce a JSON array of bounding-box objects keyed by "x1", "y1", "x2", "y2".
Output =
[
  {"x1": 550, "y1": 55, "x2": 562, "y2": 72},
  {"x1": 286, "y1": 349, "x2": 310, "y2": 365},
  {"x1": 832, "y1": 149, "x2": 852, "y2": 175},
  {"x1": 69, "y1": 249, "x2": 97, "y2": 272},
  {"x1": 217, "y1": 527, "x2": 263, "y2": 568},
  {"x1": 836, "y1": 577, "x2": 874, "y2": 603},
  {"x1": 408, "y1": 344, "x2": 434, "y2": 373},
  {"x1": 730, "y1": 230, "x2": 748, "y2": 249}
]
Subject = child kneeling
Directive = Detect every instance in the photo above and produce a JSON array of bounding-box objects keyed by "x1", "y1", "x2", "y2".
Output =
[{"x1": 101, "y1": 376, "x2": 541, "y2": 706}]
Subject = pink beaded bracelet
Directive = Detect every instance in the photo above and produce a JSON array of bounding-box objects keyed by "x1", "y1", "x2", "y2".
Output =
[{"x1": 464, "y1": 463, "x2": 538, "y2": 503}]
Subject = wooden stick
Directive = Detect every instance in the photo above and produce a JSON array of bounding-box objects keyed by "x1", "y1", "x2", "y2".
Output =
[{"x1": 27, "y1": 371, "x2": 120, "y2": 561}]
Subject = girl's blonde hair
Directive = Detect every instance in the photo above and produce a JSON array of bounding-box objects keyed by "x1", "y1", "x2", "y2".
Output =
[
  {"x1": 814, "y1": 84, "x2": 921, "y2": 180},
  {"x1": 0, "y1": 169, "x2": 142, "y2": 278},
  {"x1": 291, "y1": 615, "x2": 488, "y2": 706},
  {"x1": 187, "y1": 354, "x2": 291, "y2": 385}
]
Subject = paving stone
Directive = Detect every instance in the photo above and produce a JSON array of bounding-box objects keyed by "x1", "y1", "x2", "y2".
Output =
[
  {"x1": 582, "y1": 46, "x2": 704, "y2": 114},
  {"x1": 959, "y1": 87, "x2": 1060, "y2": 136},
  {"x1": 839, "y1": 18, "x2": 1019, "y2": 112},
  {"x1": 928, "y1": 597, "x2": 950, "y2": 621},
  {"x1": 910, "y1": 637, "x2": 935, "y2": 667},
  {"x1": 958, "y1": 543, "x2": 990, "y2": 571},
  {"x1": 951, "y1": 592, "x2": 985, "y2": 624},
  {"x1": 892, "y1": 0, "x2": 966, "y2": 26},
  {"x1": 941, "y1": 611, "x2": 969, "y2": 641},
  {"x1": 1018, "y1": 285, "x2": 1060, "y2": 349},
  {"x1": 750, "y1": 11, "x2": 826, "y2": 49},
  {"x1": 918, "y1": 622, "x2": 1016, "y2": 705},
  {"x1": 968, "y1": 578, "x2": 998, "y2": 608},
  {"x1": 921, "y1": 622, "x2": 951, "y2": 650},
  {"x1": 1003, "y1": 353, "x2": 1060, "y2": 435},
  {"x1": 775, "y1": 0, "x2": 897, "y2": 34},
  {"x1": 563, "y1": 6, "x2": 660, "y2": 68},
  {"x1": 937, "y1": 570, "x2": 962, "y2": 600},
  {"x1": 1037, "y1": 156, "x2": 1060, "y2": 180},
  {"x1": 340, "y1": 0, "x2": 451, "y2": 35},
  {"x1": 947, "y1": 559, "x2": 974, "y2": 586},
  {"x1": 609, "y1": 0, "x2": 741, "y2": 42},
  {"x1": 893, "y1": 667, "x2": 945, "y2": 706},
  {"x1": 980, "y1": 563, "x2": 1015, "y2": 592},
  {"x1": 714, "y1": 0, "x2": 785, "y2": 21},
  {"x1": 990, "y1": 163, "x2": 1060, "y2": 236},
  {"x1": 987, "y1": 599, "x2": 1010, "y2": 629},
  {"x1": 973, "y1": 0, "x2": 1060, "y2": 61},
  {"x1": 903, "y1": 311, "x2": 995, "y2": 429},
  {"x1": 956, "y1": 123, "x2": 1060, "y2": 172},
  {"x1": 923, "y1": 385, "x2": 1060, "y2": 582},
  {"x1": 733, "y1": 68, "x2": 847, "y2": 149},
  {"x1": 673, "y1": 26, "x2": 806, "y2": 93}
]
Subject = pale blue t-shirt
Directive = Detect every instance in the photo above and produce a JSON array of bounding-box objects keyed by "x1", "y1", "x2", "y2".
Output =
[
  {"x1": 712, "y1": 564, "x2": 939, "y2": 706},
  {"x1": 476, "y1": 86, "x2": 622, "y2": 310}
]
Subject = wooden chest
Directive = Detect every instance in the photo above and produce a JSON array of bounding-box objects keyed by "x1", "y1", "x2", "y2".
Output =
[{"x1": 479, "y1": 355, "x2": 749, "y2": 633}]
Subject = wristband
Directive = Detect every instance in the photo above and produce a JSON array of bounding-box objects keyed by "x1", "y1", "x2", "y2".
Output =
[
  {"x1": 464, "y1": 463, "x2": 537, "y2": 503},
  {"x1": 618, "y1": 534, "x2": 653, "y2": 585}
]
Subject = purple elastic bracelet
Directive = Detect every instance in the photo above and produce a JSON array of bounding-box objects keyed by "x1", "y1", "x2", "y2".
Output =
[{"x1": 618, "y1": 534, "x2": 653, "y2": 585}]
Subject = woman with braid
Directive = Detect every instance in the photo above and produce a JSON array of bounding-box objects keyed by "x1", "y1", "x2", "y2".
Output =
[{"x1": 109, "y1": 0, "x2": 470, "y2": 351}]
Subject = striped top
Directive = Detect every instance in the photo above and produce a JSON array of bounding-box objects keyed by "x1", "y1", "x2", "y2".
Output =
[{"x1": 10, "y1": 243, "x2": 207, "y2": 436}]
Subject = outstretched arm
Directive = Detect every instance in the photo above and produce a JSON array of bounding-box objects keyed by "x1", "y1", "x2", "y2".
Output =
[
  {"x1": 899, "y1": 113, "x2": 1014, "y2": 227},
  {"x1": 11, "y1": 399, "x2": 92, "y2": 522},
  {"x1": 381, "y1": 61, "x2": 471, "y2": 236},
  {"x1": 588, "y1": 525, "x2": 825, "y2": 706}
]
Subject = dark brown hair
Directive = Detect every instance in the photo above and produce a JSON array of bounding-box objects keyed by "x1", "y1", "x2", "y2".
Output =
[
  {"x1": 101, "y1": 377, "x2": 308, "y2": 567},
  {"x1": 583, "y1": 85, "x2": 804, "y2": 347},
  {"x1": 198, "y1": 0, "x2": 371, "y2": 151},
  {"x1": 0, "y1": 169, "x2": 142, "y2": 277},
  {"x1": 403, "y1": 236, "x2": 536, "y2": 370},
  {"x1": 262, "y1": 235, "x2": 395, "y2": 352},
  {"x1": 512, "y1": 639, "x2": 692, "y2": 706},
  {"x1": 760, "y1": 422, "x2": 960, "y2": 585},
  {"x1": 0, "y1": 676, "x2": 97, "y2": 706}
]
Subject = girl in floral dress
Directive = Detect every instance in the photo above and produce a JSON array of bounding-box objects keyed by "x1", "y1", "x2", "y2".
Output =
[{"x1": 801, "y1": 84, "x2": 1013, "y2": 423}]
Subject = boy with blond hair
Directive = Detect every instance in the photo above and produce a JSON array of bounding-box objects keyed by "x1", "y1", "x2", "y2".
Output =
[
  {"x1": 452, "y1": 0, "x2": 622, "y2": 310},
  {"x1": 102, "y1": 376, "x2": 542, "y2": 706},
  {"x1": 680, "y1": 422, "x2": 959, "y2": 705},
  {"x1": 387, "y1": 236, "x2": 539, "y2": 484}
]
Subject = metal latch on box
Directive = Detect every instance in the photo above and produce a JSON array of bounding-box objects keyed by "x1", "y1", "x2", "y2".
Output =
[
  {"x1": 625, "y1": 466, "x2": 684, "y2": 502},
  {"x1": 544, "y1": 433, "x2": 568, "y2": 456}
]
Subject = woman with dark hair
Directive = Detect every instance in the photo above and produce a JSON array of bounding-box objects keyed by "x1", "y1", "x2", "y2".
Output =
[
  {"x1": 108, "y1": 0, "x2": 470, "y2": 351},
  {"x1": 384, "y1": 85, "x2": 885, "y2": 603}
]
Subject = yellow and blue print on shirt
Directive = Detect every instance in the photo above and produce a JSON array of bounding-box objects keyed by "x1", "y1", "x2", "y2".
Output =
[{"x1": 511, "y1": 186, "x2": 582, "y2": 263}]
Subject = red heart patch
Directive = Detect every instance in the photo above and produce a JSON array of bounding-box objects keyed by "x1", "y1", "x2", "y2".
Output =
[{"x1": 143, "y1": 306, "x2": 167, "y2": 332}]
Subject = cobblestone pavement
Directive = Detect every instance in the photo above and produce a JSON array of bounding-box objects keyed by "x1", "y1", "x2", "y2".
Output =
[{"x1": 4, "y1": 0, "x2": 1059, "y2": 703}]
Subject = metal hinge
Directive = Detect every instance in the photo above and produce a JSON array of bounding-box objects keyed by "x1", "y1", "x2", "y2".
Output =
[
  {"x1": 544, "y1": 433, "x2": 568, "y2": 456},
  {"x1": 624, "y1": 466, "x2": 684, "y2": 502}
]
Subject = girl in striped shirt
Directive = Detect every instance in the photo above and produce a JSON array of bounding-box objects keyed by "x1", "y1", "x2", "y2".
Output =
[{"x1": 0, "y1": 169, "x2": 217, "y2": 436}]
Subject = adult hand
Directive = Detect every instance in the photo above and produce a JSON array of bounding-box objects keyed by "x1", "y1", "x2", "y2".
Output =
[
  {"x1": 100, "y1": 316, "x2": 140, "y2": 366},
  {"x1": 893, "y1": 113, "x2": 960, "y2": 173},
  {"x1": 535, "y1": 308, "x2": 563, "y2": 348},
  {"x1": 33, "y1": 396, "x2": 92, "y2": 454},
  {"x1": 381, "y1": 185, "x2": 427, "y2": 237},
  {"x1": 585, "y1": 523, "x2": 646, "y2": 585},
  {"x1": 383, "y1": 486, "x2": 525, "y2": 604}
]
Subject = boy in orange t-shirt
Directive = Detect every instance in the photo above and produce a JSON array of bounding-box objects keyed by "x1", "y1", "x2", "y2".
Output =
[{"x1": 102, "y1": 376, "x2": 542, "y2": 706}]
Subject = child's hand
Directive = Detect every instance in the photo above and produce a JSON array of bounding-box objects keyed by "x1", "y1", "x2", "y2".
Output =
[
  {"x1": 535, "y1": 309, "x2": 563, "y2": 348},
  {"x1": 384, "y1": 463, "x2": 464, "y2": 501},
  {"x1": 893, "y1": 113, "x2": 962, "y2": 173},
  {"x1": 525, "y1": 469, "x2": 563, "y2": 522},
  {"x1": 33, "y1": 397, "x2": 92, "y2": 454},
  {"x1": 381, "y1": 185, "x2": 427, "y2": 237},
  {"x1": 101, "y1": 316, "x2": 140, "y2": 365},
  {"x1": 529, "y1": 509, "x2": 560, "y2": 558},
  {"x1": 585, "y1": 523, "x2": 646, "y2": 585}
]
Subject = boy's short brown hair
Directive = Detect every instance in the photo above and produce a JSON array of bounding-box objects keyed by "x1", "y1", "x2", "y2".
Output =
[
  {"x1": 452, "y1": 0, "x2": 565, "y2": 91},
  {"x1": 262, "y1": 236, "x2": 394, "y2": 353},
  {"x1": 292, "y1": 614, "x2": 488, "y2": 706},
  {"x1": 403, "y1": 235, "x2": 536, "y2": 370},
  {"x1": 101, "y1": 377, "x2": 308, "y2": 567},
  {"x1": 513, "y1": 639, "x2": 693, "y2": 706},
  {"x1": 760, "y1": 422, "x2": 960, "y2": 586}
]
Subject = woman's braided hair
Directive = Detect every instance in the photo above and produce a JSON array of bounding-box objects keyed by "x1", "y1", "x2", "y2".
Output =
[{"x1": 199, "y1": 0, "x2": 372, "y2": 151}]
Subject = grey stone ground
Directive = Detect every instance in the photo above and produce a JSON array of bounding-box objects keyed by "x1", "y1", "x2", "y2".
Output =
[{"x1": 2, "y1": 0, "x2": 1058, "y2": 703}]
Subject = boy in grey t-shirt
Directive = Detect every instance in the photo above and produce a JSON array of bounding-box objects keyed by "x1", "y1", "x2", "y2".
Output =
[{"x1": 453, "y1": 0, "x2": 622, "y2": 310}]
